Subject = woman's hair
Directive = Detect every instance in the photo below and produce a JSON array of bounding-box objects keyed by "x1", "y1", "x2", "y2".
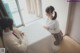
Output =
[
  {"x1": 45, "y1": 6, "x2": 57, "y2": 20},
  {"x1": 0, "y1": 18, "x2": 13, "y2": 38},
  {"x1": 0, "y1": 26, "x2": 3, "y2": 38},
  {"x1": 0, "y1": 18, "x2": 13, "y2": 30}
]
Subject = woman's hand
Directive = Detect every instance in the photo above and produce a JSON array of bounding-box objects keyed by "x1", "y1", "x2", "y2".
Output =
[{"x1": 21, "y1": 33, "x2": 24, "y2": 38}]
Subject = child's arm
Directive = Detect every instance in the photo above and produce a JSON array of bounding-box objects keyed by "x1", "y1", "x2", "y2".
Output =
[
  {"x1": 43, "y1": 21, "x2": 50, "y2": 30},
  {"x1": 43, "y1": 26, "x2": 49, "y2": 30},
  {"x1": 53, "y1": 21, "x2": 61, "y2": 33}
]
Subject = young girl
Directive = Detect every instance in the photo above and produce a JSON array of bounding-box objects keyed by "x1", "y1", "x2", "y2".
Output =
[
  {"x1": 44, "y1": 6, "x2": 63, "y2": 45},
  {"x1": 0, "y1": 18, "x2": 27, "y2": 53}
]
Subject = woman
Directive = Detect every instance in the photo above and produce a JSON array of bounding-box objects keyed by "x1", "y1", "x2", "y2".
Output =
[
  {"x1": 44, "y1": 6, "x2": 63, "y2": 45},
  {"x1": 0, "y1": 18, "x2": 27, "y2": 53}
]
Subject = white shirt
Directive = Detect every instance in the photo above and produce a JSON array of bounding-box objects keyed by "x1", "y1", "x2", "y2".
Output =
[
  {"x1": 45, "y1": 18, "x2": 60, "y2": 34},
  {"x1": 3, "y1": 28, "x2": 27, "y2": 53}
]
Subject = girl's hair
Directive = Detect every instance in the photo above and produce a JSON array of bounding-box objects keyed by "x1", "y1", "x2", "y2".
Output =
[{"x1": 45, "y1": 6, "x2": 57, "y2": 20}]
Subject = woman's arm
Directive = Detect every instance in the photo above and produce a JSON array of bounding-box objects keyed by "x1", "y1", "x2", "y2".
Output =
[
  {"x1": 13, "y1": 28, "x2": 25, "y2": 38},
  {"x1": 6, "y1": 36, "x2": 27, "y2": 53}
]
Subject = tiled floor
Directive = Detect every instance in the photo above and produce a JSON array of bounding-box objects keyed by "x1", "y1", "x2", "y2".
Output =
[{"x1": 57, "y1": 36, "x2": 80, "y2": 53}]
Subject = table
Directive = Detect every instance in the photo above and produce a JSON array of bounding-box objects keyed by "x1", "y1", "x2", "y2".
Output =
[{"x1": 19, "y1": 20, "x2": 59, "y2": 53}]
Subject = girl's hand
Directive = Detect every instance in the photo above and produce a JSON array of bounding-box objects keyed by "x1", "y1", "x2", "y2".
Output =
[
  {"x1": 44, "y1": 26, "x2": 49, "y2": 29},
  {"x1": 44, "y1": 26, "x2": 47, "y2": 28}
]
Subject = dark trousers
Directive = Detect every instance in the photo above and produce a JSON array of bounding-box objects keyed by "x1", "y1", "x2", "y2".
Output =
[{"x1": 52, "y1": 31, "x2": 63, "y2": 45}]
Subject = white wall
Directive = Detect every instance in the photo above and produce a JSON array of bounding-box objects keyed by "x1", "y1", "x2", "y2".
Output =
[
  {"x1": 41, "y1": 0, "x2": 69, "y2": 35},
  {"x1": 70, "y1": 2, "x2": 80, "y2": 43}
]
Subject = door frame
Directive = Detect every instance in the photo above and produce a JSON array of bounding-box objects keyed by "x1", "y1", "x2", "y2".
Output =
[{"x1": 65, "y1": 2, "x2": 76, "y2": 36}]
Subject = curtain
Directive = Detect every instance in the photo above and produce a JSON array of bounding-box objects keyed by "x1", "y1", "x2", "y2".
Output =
[
  {"x1": 26, "y1": 0, "x2": 42, "y2": 17},
  {"x1": 0, "y1": 0, "x2": 8, "y2": 18}
]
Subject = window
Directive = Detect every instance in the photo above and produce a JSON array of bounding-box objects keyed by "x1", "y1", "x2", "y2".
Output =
[
  {"x1": 2, "y1": 0, "x2": 42, "y2": 27},
  {"x1": 2, "y1": 0, "x2": 23, "y2": 26}
]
